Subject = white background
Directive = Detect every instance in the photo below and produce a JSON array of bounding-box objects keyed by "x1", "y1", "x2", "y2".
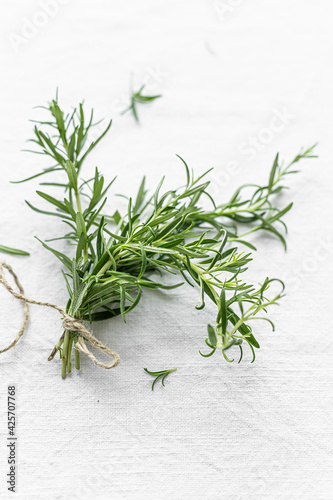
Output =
[{"x1": 0, "y1": 1, "x2": 332, "y2": 499}]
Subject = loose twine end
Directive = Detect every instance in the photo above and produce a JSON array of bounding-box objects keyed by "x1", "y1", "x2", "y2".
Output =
[{"x1": 0, "y1": 262, "x2": 120, "y2": 370}]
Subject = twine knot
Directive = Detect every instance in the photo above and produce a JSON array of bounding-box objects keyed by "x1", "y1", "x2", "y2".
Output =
[
  {"x1": 62, "y1": 316, "x2": 84, "y2": 332},
  {"x1": 0, "y1": 262, "x2": 120, "y2": 370}
]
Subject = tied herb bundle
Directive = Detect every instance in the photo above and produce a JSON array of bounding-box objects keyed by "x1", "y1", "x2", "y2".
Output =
[{"x1": 13, "y1": 95, "x2": 316, "y2": 379}]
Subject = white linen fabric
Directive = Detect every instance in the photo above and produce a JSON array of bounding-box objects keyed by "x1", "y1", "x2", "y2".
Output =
[{"x1": 0, "y1": 1, "x2": 332, "y2": 498}]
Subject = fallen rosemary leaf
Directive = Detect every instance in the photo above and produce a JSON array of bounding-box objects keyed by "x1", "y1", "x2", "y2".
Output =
[
  {"x1": 13, "y1": 92, "x2": 316, "y2": 379},
  {"x1": 144, "y1": 368, "x2": 177, "y2": 390},
  {"x1": 0, "y1": 244, "x2": 29, "y2": 256}
]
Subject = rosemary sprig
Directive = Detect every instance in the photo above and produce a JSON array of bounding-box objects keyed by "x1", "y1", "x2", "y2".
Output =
[
  {"x1": 197, "y1": 146, "x2": 317, "y2": 250},
  {"x1": 14, "y1": 93, "x2": 316, "y2": 379},
  {"x1": 121, "y1": 84, "x2": 161, "y2": 122},
  {"x1": 144, "y1": 368, "x2": 177, "y2": 390}
]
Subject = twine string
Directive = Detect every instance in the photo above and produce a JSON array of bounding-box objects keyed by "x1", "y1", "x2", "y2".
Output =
[{"x1": 0, "y1": 262, "x2": 120, "y2": 369}]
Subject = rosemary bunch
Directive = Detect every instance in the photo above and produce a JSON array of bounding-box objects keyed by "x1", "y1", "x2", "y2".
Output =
[{"x1": 14, "y1": 95, "x2": 316, "y2": 378}]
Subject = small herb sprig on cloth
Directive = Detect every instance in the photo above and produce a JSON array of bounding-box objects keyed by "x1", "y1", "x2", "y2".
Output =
[
  {"x1": 144, "y1": 368, "x2": 177, "y2": 390},
  {"x1": 14, "y1": 94, "x2": 316, "y2": 378},
  {"x1": 121, "y1": 84, "x2": 161, "y2": 122}
]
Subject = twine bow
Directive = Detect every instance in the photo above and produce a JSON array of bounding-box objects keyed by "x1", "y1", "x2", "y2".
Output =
[{"x1": 0, "y1": 262, "x2": 120, "y2": 369}]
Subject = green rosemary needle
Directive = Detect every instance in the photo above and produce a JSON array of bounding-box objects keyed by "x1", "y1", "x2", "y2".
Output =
[{"x1": 0, "y1": 245, "x2": 29, "y2": 256}]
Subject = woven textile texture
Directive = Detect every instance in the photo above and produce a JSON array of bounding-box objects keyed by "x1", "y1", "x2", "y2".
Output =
[{"x1": 0, "y1": 1, "x2": 332, "y2": 498}]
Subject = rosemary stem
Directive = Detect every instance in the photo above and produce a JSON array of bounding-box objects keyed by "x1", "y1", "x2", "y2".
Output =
[
  {"x1": 74, "y1": 188, "x2": 89, "y2": 262},
  {"x1": 67, "y1": 335, "x2": 73, "y2": 373},
  {"x1": 61, "y1": 329, "x2": 70, "y2": 378},
  {"x1": 48, "y1": 333, "x2": 65, "y2": 361},
  {"x1": 61, "y1": 357, "x2": 67, "y2": 379},
  {"x1": 74, "y1": 345, "x2": 80, "y2": 370},
  {"x1": 216, "y1": 199, "x2": 266, "y2": 217},
  {"x1": 98, "y1": 260, "x2": 113, "y2": 276},
  {"x1": 62, "y1": 329, "x2": 70, "y2": 357},
  {"x1": 56, "y1": 334, "x2": 65, "y2": 350},
  {"x1": 75, "y1": 188, "x2": 83, "y2": 214}
]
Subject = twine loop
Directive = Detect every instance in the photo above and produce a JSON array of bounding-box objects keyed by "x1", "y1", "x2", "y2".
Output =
[{"x1": 0, "y1": 261, "x2": 120, "y2": 370}]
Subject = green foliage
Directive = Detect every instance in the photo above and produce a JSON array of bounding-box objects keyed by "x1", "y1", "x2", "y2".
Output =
[
  {"x1": 0, "y1": 245, "x2": 29, "y2": 256},
  {"x1": 144, "y1": 368, "x2": 177, "y2": 390},
  {"x1": 17, "y1": 92, "x2": 317, "y2": 378},
  {"x1": 121, "y1": 84, "x2": 162, "y2": 122}
]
